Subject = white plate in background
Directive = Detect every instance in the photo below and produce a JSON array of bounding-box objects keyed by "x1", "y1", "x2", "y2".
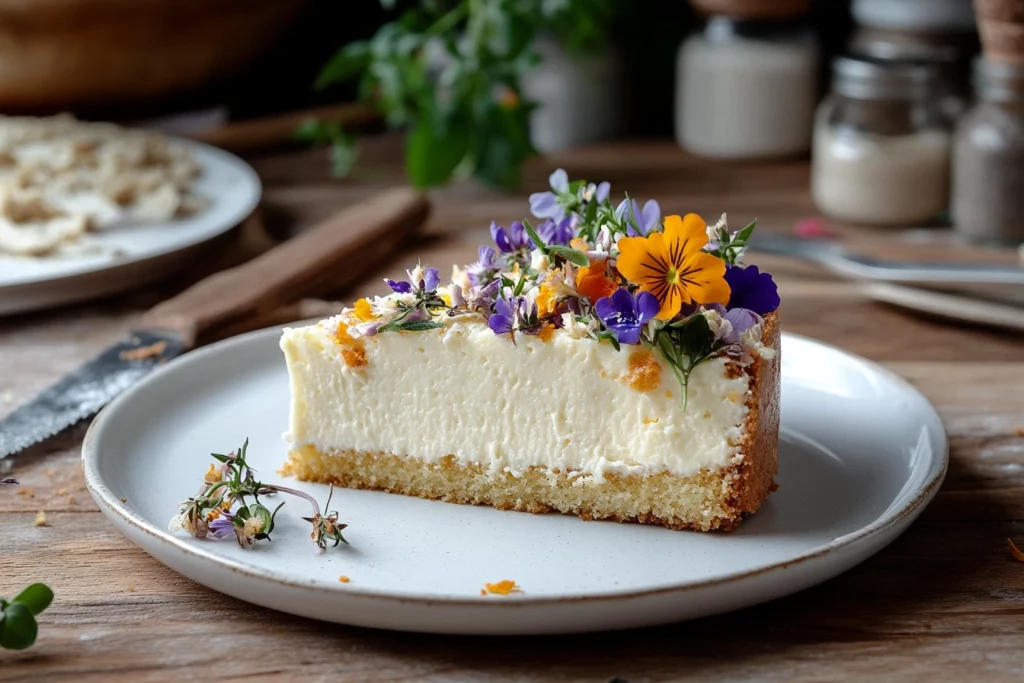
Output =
[
  {"x1": 0, "y1": 139, "x2": 261, "y2": 315},
  {"x1": 82, "y1": 329, "x2": 947, "y2": 635}
]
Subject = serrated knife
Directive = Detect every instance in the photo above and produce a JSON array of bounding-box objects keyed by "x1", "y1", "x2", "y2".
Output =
[{"x1": 0, "y1": 187, "x2": 430, "y2": 460}]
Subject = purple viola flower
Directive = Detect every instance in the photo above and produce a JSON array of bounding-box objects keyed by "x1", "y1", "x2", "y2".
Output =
[
  {"x1": 208, "y1": 512, "x2": 235, "y2": 539},
  {"x1": 529, "y1": 168, "x2": 570, "y2": 220},
  {"x1": 385, "y1": 265, "x2": 440, "y2": 294},
  {"x1": 491, "y1": 220, "x2": 534, "y2": 253},
  {"x1": 537, "y1": 216, "x2": 575, "y2": 246},
  {"x1": 422, "y1": 267, "x2": 439, "y2": 292},
  {"x1": 594, "y1": 288, "x2": 660, "y2": 345},
  {"x1": 724, "y1": 264, "x2": 780, "y2": 315},
  {"x1": 488, "y1": 296, "x2": 517, "y2": 335},
  {"x1": 467, "y1": 245, "x2": 498, "y2": 287},
  {"x1": 386, "y1": 278, "x2": 412, "y2": 294},
  {"x1": 616, "y1": 198, "x2": 661, "y2": 237},
  {"x1": 721, "y1": 308, "x2": 761, "y2": 344}
]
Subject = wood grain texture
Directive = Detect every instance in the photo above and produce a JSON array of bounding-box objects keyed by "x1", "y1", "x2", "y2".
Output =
[{"x1": 2, "y1": 142, "x2": 1023, "y2": 681}]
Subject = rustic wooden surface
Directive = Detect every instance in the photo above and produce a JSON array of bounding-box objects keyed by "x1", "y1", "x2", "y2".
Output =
[{"x1": 2, "y1": 141, "x2": 1023, "y2": 682}]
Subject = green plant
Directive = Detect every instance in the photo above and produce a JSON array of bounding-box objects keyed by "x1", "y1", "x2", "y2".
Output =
[
  {"x1": 1, "y1": 584, "x2": 53, "y2": 650},
  {"x1": 311, "y1": 0, "x2": 612, "y2": 189}
]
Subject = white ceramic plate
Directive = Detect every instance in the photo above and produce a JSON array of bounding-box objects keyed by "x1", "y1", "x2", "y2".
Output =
[
  {"x1": 0, "y1": 139, "x2": 261, "y2": 315},
  {"x1": 82, "y1": 329, "x2": 947, "y2": 635}
]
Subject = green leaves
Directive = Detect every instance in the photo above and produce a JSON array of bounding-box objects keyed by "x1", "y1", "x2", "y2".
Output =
[
  {"x1": 547, "y1": 245, "x2": 589, "y2": 267},
  {"x1": 523, "y1": 218, "x2": 589, "y2": 266},
  {"x1": 406, "y1": 105, "x2": 471, "y2": 188},
  {"x1": 706, "y1": 218, "x2": 757, "y2": 266},
  {"x1": 653, "y1": 314, "x2": 718, "y2": 410},
  {"x1": 0, "y1": 584, "x2": 53, "y2": 650},
  {"x1": 13, "y1": 584, "x2": 53, "y2": 616},
  {"x1": 306, "y1": 0, "x2": 610, "y2": 189}
]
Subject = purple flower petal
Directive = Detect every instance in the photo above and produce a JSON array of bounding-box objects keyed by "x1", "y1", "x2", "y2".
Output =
[
  {"x1": 635, "y1": 291, "x2": 660, "y2": 322},
  {"x1": 595, "y1": 288, "x2": 652, "y2": 345},
  {"x1": 422, "y1": 267, "x2": 439, "y2": 292},
  {"x1": 595, "y1": 181, "x2": 610, "y2": 203},
  {"x1": 529, "y1": 192, "x2": 561, "y2": 219},
  {"x1": 490, "y1": 221, "x2": 512, "y2": 253},
  {"x1": 479, "y1": 245, "x2": 497, "y2": 267},
  {"x1": 488, "y1": 297, "x2": 515, "y2": 335},
  {"x1": 640, "y1": 200, "x2": 661, "y2": 233},
  {"x1": 549, "y1": 168, "x2": 569, "y2": 193},
  {"x1": 386, "y1": 279, "x2": 412, "y2": 294},
  {"x1": 209, "y1": 514, "x2": 235, "y2": 539},
  {"x1": 537, "y1": 217, "x2": 575, "y2": 246},
  {"x1": 722, "y1": 308, "x2": 760, "y2": 344},
  {"x1": 724, "y1": 265, "x2": 780, "y2": 315}
]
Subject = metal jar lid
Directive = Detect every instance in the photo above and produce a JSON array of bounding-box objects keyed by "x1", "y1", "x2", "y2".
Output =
[
  {"x1": 974, "y1": 57, "x2": 1024, "y2": 103},
  {"x1": 831, "y1": 55, "x2": 940, "y2": 100}
]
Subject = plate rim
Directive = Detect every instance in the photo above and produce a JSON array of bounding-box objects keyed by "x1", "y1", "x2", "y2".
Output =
[
  {"x1": 0, "y1": 137, "x2": 262, "y2": 288},
  {"x1": 82, "y1": 326, "x2": 949, "y2": 607}
]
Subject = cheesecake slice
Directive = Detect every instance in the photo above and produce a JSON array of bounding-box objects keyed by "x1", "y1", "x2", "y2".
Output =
[{"x1": 280, "y1": 171, "x2": 782, "y2": 531}]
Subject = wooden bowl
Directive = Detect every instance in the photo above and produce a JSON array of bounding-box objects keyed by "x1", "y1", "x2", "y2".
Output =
[
  {"x1": 974, "y1": 0, "x2": 1024, "y2": 21},
  {"x1": 689, "y1": 0, "x2": 812, "y2": 19},
  {"x1": 0, "y1": 0, "x2": 308, "y2": 112}
]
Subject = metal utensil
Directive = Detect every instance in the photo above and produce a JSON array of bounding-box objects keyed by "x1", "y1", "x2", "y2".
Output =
[
  {"x1": 749, "y1": 234, "x2": 1024, "y2": 285},
  {"x1": 0, "y1": 188, "x2": 430, "y2": 460}
]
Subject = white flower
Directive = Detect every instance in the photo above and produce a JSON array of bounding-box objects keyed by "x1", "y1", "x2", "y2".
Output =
[
  {"x1": 451, "y1": 264, "x2": 472, "y2": 292},
  {"x1": 406, "y1": 263, "x2": 425, "y2": 286},
  {"x1": 707, "y1": 213, "x2": 728, "y2": 241},
  {"x1": 596, "y1": 226, "x2": 613, "y2": 254},
  {"x1": 561, "y1": 312, "x2": 598, "y2": 339},
  {"x1": 530, "y1": 248, "x2": 550, "y2": 272},
  {"x1": 447, "y1": 282, "x2": 466, "y2": 307}
]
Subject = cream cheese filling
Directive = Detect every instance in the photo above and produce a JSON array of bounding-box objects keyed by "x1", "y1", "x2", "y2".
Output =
[{"x1": 280, "y1": 319, "x2": 752, "y2": 482}]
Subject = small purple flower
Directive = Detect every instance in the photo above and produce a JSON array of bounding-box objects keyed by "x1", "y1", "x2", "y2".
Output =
[
  {"x1": 491, "y1": 220, "x2": 534, "y2": 253},
  {"x1": 616, "y1": 198, "x2": 661, "y2": 237},
  {"x1": 529, "y1": 169, "x2": 570, "y2": 220},
  {"x1": 488, "y1": 296, "x2": 517, "y2": 335},
  {"x1": 468, "y1": 279, "x2": 500, "y2": 313},
  {"x1": 721, "y1": 308, "x2": 760, "y2": 344},
  {"x1": 208, "y1": 512, "x2": 235, "y2": 539},
  {"x1": 724, "y1": 265, "x2": 780, "y2": 315},
  {"x1": 468, "y1": 245, "x2": 498, "y2": 287},
  {"x1": 595, "y1": 288, "x2": 660, "y2": 345},
  {"x1": 595, "y1": 181, "x2": 610, "y2": 203},
  {"x1": 386, "y1": 279, "x2": 412, "y2": 294},
  {"x1": 385, "y1": 266, "x2": 441, "y2": 294},
  {"x1": 537, "y1": 217, "x2": 575, "y2": 246},
  {"x1": 422, "y1": 267, "x2": 439, "y2": 292}
]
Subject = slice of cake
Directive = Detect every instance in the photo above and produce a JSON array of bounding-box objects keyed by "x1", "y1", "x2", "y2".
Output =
[{"x1": 281, "y1": 171, "x2": 781, "y2": 531}]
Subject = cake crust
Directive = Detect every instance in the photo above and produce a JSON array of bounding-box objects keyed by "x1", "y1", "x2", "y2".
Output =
[{"x1": 285, "y1": 312, "x2": 780, "y2": 532}]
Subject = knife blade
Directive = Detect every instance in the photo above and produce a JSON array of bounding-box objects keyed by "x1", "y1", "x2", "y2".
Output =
[
  {"x1": 0, "y1": 187, "x2": 430, "y2": 460},
  {"x1": 749, "y1": 233, "x2": 1024, "y2": 285},
  {"x1": 0, "y1": 332, "x2": 186, "y2": 458}
]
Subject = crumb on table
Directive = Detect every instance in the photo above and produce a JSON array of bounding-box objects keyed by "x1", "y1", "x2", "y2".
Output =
[
  {"x1": 34, "y1": 510, "x2": 47, "y2": 526},
  {"x1": 119, "y1": 340, "x2": 167, "y2": 361},
  {"x1": 338, "y1": 575, "x2": 350, "y2": 583}
]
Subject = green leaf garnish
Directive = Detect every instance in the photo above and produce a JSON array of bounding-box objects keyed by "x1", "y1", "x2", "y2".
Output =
[
  {"x1": 547, "y1": 245, "x2": 589, "y2": 267},
  {"x1": 12, "y1": 584, "x2": 53, "y2": 616}
]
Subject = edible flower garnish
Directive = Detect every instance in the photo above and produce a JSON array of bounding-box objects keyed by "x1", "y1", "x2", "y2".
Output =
[
  {"x1": 170, "y1": 439, "x2": 348, "y2": 551},
  {"x1": 616, "y1": 214, "x2": 730, "y2": 321},
  {"x1": 327, "y1": 169, "x2": 780, "y2": 407}
]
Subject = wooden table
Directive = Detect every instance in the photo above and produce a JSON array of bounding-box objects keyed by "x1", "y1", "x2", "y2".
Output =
[{"x1": 2, "y1": 141, "x2": 1023, "y2": 682}]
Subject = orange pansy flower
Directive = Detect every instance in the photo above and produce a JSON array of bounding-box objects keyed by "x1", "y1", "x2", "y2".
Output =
[
  {"x1": 616, "y1": 213, "x2": 730, "y2": 321},
  {"x1": 575, "y1": 257, "x2": 617, "y2": 302}
]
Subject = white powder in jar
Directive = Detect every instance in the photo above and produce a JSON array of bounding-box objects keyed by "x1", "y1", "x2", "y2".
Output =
[
  {"x1": 811, "y1": 126, "x2": 950, "y2": 225},
  {"x1": 675, "y1": 25, "x2": 818, "y2": 159}
]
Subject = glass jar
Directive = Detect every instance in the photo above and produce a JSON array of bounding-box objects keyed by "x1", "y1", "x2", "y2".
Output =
[
  {"x1": 675, "y1": 16, "x2": 818, "y2": 159},
  {"x1": 812, "y1": 56, "x2": 951, "y2": 226},
  {"x1": 848, "y1": 26, "x2": 976, "y2": 122},
  {"x1": 952, "y1": 59, "x2": 1024, "y2": 243}
]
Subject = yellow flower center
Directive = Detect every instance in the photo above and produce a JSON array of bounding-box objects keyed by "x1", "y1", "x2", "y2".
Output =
[{"x1": 665, "y1": 267, "x2": 679, "y2": 285}]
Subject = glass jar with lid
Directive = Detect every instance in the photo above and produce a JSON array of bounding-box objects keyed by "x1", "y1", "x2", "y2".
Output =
[
  {"x1": 675, "y1": 16, "x2": 819, "y2": 159},
  {"x1": 952, "y1": 59, "x2": 1024, "y2": 243},
  {"x1": 812, "y1": 56, "x2": 951, "y2": 226},
  {"x1": 848, "y1": 26, "x2": 976, "y2": 122}
]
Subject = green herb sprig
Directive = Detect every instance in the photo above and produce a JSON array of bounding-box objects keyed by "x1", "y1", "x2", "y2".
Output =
[
  {"x1": 311, "y1": 0, "x2": 612, "y2": 189},
  {"x1": 1, "y1": 584, "x2": 53, "y2": 650}
]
